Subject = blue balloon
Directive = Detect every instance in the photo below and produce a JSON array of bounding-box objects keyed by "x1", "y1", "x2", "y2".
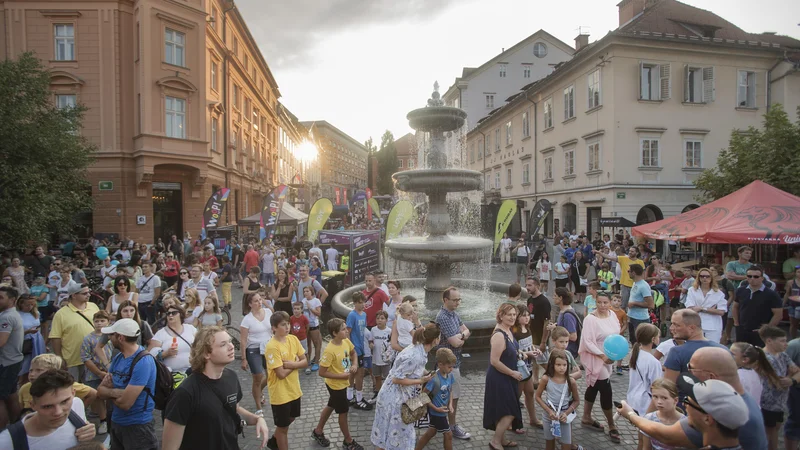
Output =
[
  {"x1": 96, "y1": 246, "x2": 109, "y2": 260},
  {"x1": 603, "y1": 334, "x2": 629, "y2": 361},
  {"x1": 110, "y1": 260, "x2": 119, "y2": 266}
]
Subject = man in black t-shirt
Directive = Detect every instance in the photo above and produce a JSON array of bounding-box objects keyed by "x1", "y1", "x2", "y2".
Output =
[
  {"x1": 25, "y1": 246, "x2": 54, "y2": 278},
  {"x1": 732, "y1": 265, "x2": 783, "y2": 347},
  {"x1": 525, "y1": 277, "x2": 552, "y2": 351},
  {"x1": 162, "y1": 326, "x2": 268, "y2": 450}
]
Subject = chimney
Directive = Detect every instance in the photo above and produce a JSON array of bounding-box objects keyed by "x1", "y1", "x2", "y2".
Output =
[
  {"x1": 617, "y1": 0, "x2": 645, "y2": 27},
  {"x1": 574, "y1": 34, "x2": 589, "y2": 51}
]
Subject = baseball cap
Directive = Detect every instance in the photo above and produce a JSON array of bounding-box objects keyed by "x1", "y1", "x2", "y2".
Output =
[
  {"x1": 67, "y1": 284, "x2": 88, "y2": 296},
  {"x1": 678, "y1": 375, "x2": 748, "y2": 429},
  {"x1": 101, "y1": 318, "x2": 141, "y2": 337}
]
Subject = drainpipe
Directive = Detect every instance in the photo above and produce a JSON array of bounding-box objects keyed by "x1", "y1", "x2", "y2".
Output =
[
  {"x1": 524, "y1": 92, "x2": 538, "y2": 232},
  {"x1": 221, "y1": 2, "x2": 235, "y2": 224}
]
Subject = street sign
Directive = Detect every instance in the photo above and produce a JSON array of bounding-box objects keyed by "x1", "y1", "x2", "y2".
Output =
[
  {"x1": 616, "y1": 192, "x2": 626, "y2": 199},
  {"x1": 99, "y1": 181, "x2": 113, "y2": 191}
]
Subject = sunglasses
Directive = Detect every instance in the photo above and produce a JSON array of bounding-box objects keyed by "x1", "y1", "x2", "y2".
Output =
[
  {"x1": 166, "y1": 310, "x2": 180, "y2": 317},
  {"x1": 747, "y1": 275, "x2": 762, "y2": 279},
  {"x1": 180, "y1": 272, "x2": 189, "y2": 275},
  {"x1": 684, "y1": 397, "x2": 707, "y2": 415},
  {"x1": 698, "y1": 274, "x2": 711, "y2": 278}
]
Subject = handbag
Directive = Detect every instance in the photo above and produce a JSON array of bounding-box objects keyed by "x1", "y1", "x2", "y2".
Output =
[
  {"x1": 401, "y1": 391, "x2": 431, "y2": 424},
  {"x1": 22, "y1": 338, "x2": 33, "y2": 355}
]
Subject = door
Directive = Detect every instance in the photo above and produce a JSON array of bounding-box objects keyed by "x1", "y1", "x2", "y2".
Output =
[
  {"x1": 153, "y1": 182, "x2": 183, "y2": 243},
  {"x1": 587, "y1": 207, "x2": 602, "y2": 238}
]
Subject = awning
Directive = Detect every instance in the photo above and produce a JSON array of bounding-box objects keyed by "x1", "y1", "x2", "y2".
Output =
[
  {"x1": 599, "y1": 217, "x2": 636, "y2": 227},
  {"x1": 237, "y1": 202, "x2": 308, "y2": 226},
  {"x1": 632, "y1": 180, "x2": 800, "y2": 244}
]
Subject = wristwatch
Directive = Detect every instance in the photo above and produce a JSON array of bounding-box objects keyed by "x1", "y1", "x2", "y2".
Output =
[
  {"x1": 460, "y1": 332, "x2": 465, "y2": 340},
  {"x1": 628, "y1": 411, "x2": 638, "y2": 419}
]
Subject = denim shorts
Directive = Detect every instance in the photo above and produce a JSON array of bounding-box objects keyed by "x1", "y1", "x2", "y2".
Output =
[
  {"x1": 788, "y1": 305, "x2": 800, "y2": 320},
  {"x1": 246, "y1": 347, "x2": 266, "y2": 375}
]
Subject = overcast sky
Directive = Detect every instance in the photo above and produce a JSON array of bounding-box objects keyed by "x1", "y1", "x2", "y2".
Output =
[{"x1": 236, "y1": 0, "x2": 800, "y2": 146}]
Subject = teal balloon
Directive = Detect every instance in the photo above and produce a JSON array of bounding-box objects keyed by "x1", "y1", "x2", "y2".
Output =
[
  {"x1": 96, "y1": 247, "x2": 109, "y2": 260},
  {"x1": 110, "y1": 260, "x2": 119, "y2": 266},
  {"x1": 603, "y1": 334, "x2": 629, "y2": 361}
]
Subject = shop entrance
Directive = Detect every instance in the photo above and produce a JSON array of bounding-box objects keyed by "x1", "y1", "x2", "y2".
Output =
[{"x1": 153, "y1": 182, "x2": 183, "y2": 243}]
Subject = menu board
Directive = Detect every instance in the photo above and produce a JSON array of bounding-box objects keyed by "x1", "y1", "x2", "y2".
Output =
[{"x1": 350, "y1": 231, "x2": 381, "y2": 285}]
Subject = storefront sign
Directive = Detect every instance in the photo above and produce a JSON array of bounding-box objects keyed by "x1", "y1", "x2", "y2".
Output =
[
  {"x1": 617, "y1": 192, "x2": 626, "y2": 199},
  {"x1": 99, "y1": 181, "x2": 113, "y2": 191}
]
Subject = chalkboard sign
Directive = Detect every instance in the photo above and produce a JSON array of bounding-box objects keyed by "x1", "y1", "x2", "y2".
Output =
[{"x1": 350, "y1": 232, "x2": 381, "y2": 285}]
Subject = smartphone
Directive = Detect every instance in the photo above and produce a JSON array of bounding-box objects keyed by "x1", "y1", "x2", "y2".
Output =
[{"x1": 613, "y1": 401, "x2": 623, "y2": 409}]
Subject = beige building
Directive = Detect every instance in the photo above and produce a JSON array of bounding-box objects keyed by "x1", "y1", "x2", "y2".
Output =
[
  {"x1": 466, "y1": 0, "x2": 800, "y2": 240},
  {"x1": 301, "y1": 120, "x2": 368, "y2": 206},
  {"x1": 0, "y1": 0, "x2": 288, "y2": 242}
]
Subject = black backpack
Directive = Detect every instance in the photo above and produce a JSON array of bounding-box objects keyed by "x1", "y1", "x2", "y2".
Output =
[
  {"x1": 9, "y1": 410, "x2": 85, "y2": 450},
  {"x1": 127, "y1": 350, "x2": 174, "y2": 410}
]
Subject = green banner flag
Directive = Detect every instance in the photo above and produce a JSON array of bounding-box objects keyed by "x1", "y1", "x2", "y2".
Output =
[
  {"x1": 493, "y1": 200, "x2": 518, "y2": 253},
  {"x1": 308, "y1": 198, "x2": 333, "y2": 242},
  {"x1": 386, "y1": 200, "x2": 414, "y2": 240},
  {"x1": 369, "y1": 198, "x2": 381, "y2": 220}
]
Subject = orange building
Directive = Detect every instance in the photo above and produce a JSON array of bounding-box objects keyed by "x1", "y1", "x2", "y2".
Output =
[{"x1": 0, "y1": 0, "x2": 283, "y2": 242}]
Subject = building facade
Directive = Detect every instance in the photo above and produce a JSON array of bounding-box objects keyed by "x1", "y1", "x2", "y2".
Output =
[
  {"x1": 1, "y1": 0, "x2": 285, "y2": 242},
  {"x1": 301, "y1": 120, "x2": 368, "y2": 205},
  {"x1": 443, "y1": 30, "x2": 574, "y2": 130},
  {"x1": 465, "y1": 0, "x2": 800, "y2": 239}
]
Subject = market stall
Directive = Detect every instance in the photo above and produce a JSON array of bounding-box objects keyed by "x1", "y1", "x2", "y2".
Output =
[{"x1": 237, "y1": 202, "x2": 309, "y2": 238}]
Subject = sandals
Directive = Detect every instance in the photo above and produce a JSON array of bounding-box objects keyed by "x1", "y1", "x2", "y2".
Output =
[
  {"x1": 609, "y1": 428, "x2": 621, "y2": 443},
  {"x1": 581, "y1": 419, "x2": 605, "y2": 432},
  {"x1": 529, "y1": 421, "x2": 544, "y2": 429},
  {"x1": 501, "y1": 441, "x2": 518, "y2": 448}
]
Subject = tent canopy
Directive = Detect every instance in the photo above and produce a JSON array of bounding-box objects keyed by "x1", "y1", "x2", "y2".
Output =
[
  {"x1": 238, "y1": 202, "x2": 308, "y2": 226},
  {"x1": 599, "y1": 217, "x2": 636, "y2": 228},
  {"x1": 632, "y1": 180, "x2": 800, "y2": 244}
]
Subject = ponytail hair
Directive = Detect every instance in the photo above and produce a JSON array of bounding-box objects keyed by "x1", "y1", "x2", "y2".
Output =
[
  {"x1": 732, "y1": 342, "x2": 781, "y2": 388},
  {"x1": 413, "y1": 322, "x2": 441, "y2": 346},
  {"x1": 630, "y1": 323, "x2": 659, "y2": 371}
]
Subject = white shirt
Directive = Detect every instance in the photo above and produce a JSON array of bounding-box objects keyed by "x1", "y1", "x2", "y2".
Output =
[
  {"x1": 0, "y1": 397, "x2": 85, "y2": 450},
  {"x1": 100, "y1": 265, "x2": 117, "y2": 289},
  {"x1": 261, "y1": 253, "x2": 275, "y2": 274},
  {"x1": 187, "y1": 278, "x2": 215, "y2": 303},
  {"x1": 308, "y1": 247, "x2": 323, "y2": 262},
  {"x1": 397, "y1": 317, "x2": 414, "y2": 348},
  {"x1": 684, "y1": 287, "x2": 727, "y2": 331},
  {"x1": 383, "y1": 300, "x2": 398, "y2": 330},
  {"x1": 56, "y1": 279, "x2": 79, "y2": 306},
  {"x1": 738, "y1": 367, "x2": 763, "y2": 405},
  {"x1": 47, "y1": 270, "x2": 62, "y2": 302},
  {"x1": 201, "y1": 271, "x2": 218, "y2": 284},
  {"x1": 626, "y1": 350, "x2": 663, "y2": 415},
  {"x1": 135, "y1": 274, "x2": 160, "y2": 303},
  {"x1": 500, "y1": 238, "x2": 513, "y2": 251},
  {"x1": 363, "y1": 329, "x2": 373, "y2": 358},
  {"x1": 371, "y1": 326, "x2": 391, "y2": 366},
  {"x1": 325, "y1": 248, "x2": 339, "y2": 265},
  {"x1": 655, "y1": 338, "x2": 677, "y2": 364},
  {"x1": 302, "y1": 297, "x2": 322, "y2": 327},
  {"x1": 151, "y1": 325, "x2": 196, "y2": 373},
  {"x1": 241, "y1": 310, "x2": 273, "y2": 353},
  {"x1": 380, "y1": 283, "x2": 389, "y2": 297},
  {"x1": 112, "y1": 249, "x2": 131, "y2": 262}
]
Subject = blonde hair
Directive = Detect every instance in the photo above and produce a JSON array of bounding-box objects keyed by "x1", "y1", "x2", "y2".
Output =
[
  {"x1": 31, "y1": 353, "x2": 65, "y2": 371},
  {"x1": 189, "y1": 326, "x2": 228, "y2": 374},
  {"x1": 17, "y1": 295, "x2": 39, "y2": 319},
  {"x1": 397, "y1": 302, "x2": 414, "y2": 317},
  {"x1": 184, "y1": 288, "x2": 200, "y2": 310},
  {"x1": 692, "y1": 267, "x2": 720, "y2": 291},
  {"x1": 650, "y1": 378, "x2": 679, "y2": 399},
  {"x1": 197, "y1": 295, "x2": 221, "y2": 327},
  {"x1": 436, "y1": 348, "x2": 457, "y2": 365}
]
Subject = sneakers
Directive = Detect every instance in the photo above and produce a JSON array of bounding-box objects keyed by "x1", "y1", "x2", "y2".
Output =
[
  {"x1": 266, "y1": 435, "x2": 278, "y2": 450},
  {"x1": 311, "y1": 362, "x2": 320, "y2": 371},
  {"x1": 616, "y1": 366, "x2": 623, "y2": 375},
  {"x1": 365, "y1": 394, "x2": 377, "y2": 405},
  {"x1": 353, "y1": 399, "x2": 373, "y2": 411},
  {"x1": 343, "y1": 439, "x2": 364, "y2": 450},
  {"x1": 96, "y1": 421, "x2": 108, "y2": 435},
  {"x1": 311, "y1": 429, "x2": 330, "y2": 447},
  {"x1": 452, "y1": 424, "x2": 471, "y2": 439},
  {"x1": 349, "y1": 397, "x2": 357, "y2": 406},
  {"x1": 305, "y1": 368, "x2": 312, "y2": 375}
]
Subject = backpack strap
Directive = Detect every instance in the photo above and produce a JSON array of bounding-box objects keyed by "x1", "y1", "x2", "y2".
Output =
[
  {"x1": 67, "y1": 409, "x2": 87, "y2": 429},
  {"x1": 7, "y1": 420, "x2": 29, "y2": 450},
  {"x1": 126, "y1": 349, "x2": 155, "y2": 411}
]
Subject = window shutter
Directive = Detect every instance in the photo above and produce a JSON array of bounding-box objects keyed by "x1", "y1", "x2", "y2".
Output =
[
  {"x1": 638, "y1": 61, "x2": 643, "y2": 100},
  {"x1": 683, "y1": 64, "x2": 690, "y2": 103},
  {"x1": 702, "y1": 67, "x2": 715, "y2": 103},
  {"x1": 659, "y1": 63, "x2": 671, "y2": 100},
  {"x1": 756, "y1": 71, "x2": 766, "y2": 108}
]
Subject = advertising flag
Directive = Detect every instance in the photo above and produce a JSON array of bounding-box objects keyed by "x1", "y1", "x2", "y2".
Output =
[
  {"x1": 386, "y1": 200, "x2": 414, "y2": 240},
  {"x1": 200, "y1": 188, "x2": 231, "y2": 240},
  {"x1": 259, "y1": 184, "x2": 289, "y2": 241},
  {"x1": 527, "y1": 199, "x2": 553, "y2": 239},
  {"x1": 369, "y1": 198, "x2": 381, "y2": 220},
  {"x1": 493, "y1": 200, "x2": 518, "y2": 253},
  {"x1": 308, "y1": 198, "x2": 334, "y2": 242},
  {"x1": 335, "y1": 188, "x2": 341, "y2": 205},
  {"x1": 365, "y1": 188, "x2": 373, "y2": 220},
  {"x1": 349, "y1": 190, "x2": 366, "y2": 205}
]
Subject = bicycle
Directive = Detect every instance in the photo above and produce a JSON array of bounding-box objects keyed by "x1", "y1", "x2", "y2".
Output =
[{"x1": 225, "y1": 325, "x2": 241, "y2": 358}]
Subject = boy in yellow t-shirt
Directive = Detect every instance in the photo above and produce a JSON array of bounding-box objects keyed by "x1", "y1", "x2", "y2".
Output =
[
  {"x1": 264, "y1": 311, "x2": 307, "y2": 450},
  {"x1": 312, "y1": 317, "x2": 363, "y2": 450},
  {"x1": 18, "y1": 354, "x2": 96, "y2": 414}
]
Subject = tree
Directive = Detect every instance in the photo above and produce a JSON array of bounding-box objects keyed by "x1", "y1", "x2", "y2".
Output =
[
  {"x1": 694, "y1": 105, "x2": 800, "y2": 203},
  {"x1": 376, "y1": 130, "x2": 398, "y2": 195},
  {"x1": 0, "y1": 52, "x2": 95, "y2": 248}
]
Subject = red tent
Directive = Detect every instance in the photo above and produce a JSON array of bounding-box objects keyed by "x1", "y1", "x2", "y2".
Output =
[{"x1": 632, "y1": 180, "x2": 800, "y2": 244}]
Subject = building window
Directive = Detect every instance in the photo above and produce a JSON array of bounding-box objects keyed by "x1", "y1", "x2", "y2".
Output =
[
  {"x1": 478, "y1": 141, "x2": 483, "y2": 160},
  {"x1": 211, "y1": 62, "x2": 218, "y2": 91},
  {"x1": 543, "y1": 98, "x2": 553, "y2": 129},
  {"x1": 641, "y1": 138, "x2": 660, "y2": 167},
  {"x1": 588, "y1": 142, "x2": 600, "y2": 171},
  {"x1": 533, "y1": 42, "x2": 547, "y2": 58},
  {"x1": 164, "y1": 29, "x2": 186, "y2": 67},
  {"x1": 738, "y1": 70, "x2": 756, "y2": 108},
  {"x1": 495, "y1": 129, "x2": 500, "y2": 152},
  {"x1": 505, "y1": 121, "x2": 512, "y2": 146},
  {"x1": 211, "y1": 8, "x2": 218, "y2": 30},
  {"x1": 408, "y1": 159, "x2": 414, "y2": 169},
  {"x1": 684, "y1": 66, "x2": 715, "y2": 103},
  {"x1": 165, "y1": 96, "x2": 186, "y2": 139},
  {"x1": 587, "y1": 70, "x2": 601, "y2": 109},
  {"x1": 211, "y1": 117, "x2": 218, "y2": 151},
  {"x1": 244, "y1": 97, "x2": 251, "y2": 118},
  {"x1": 506, "y1": 167, "x2": 512, "y2": 187},
  {"x1": 56, "y1": 94, "x2": 77, "y2": 109},
  {"x1": 523, "y1": 65, "x2": 531, "y2": 79},
  {"x1": 494, "y1": 172, "x2": 500, "y2": 189},
  {"x1": 640, "y1": 62, "x2": 671, "y2": 100},
  {"x1": 233, "y1": 84, "x2": 240, "y2": 109},
  {"x1": 564, "y1": 149, "x2": 574, "y2": 175},
  {"x1": 685, "y1": 140, "x2": 702, "y2": 168},
  {"x1": 486, "y1": 94, "x2": 494, "y2": 109},
  {"x1": 522, "y1": 163, "x2": 530, "y2": 184},
  {"x1": 398, "y1": 159, "x2": 404, "y2": 168},
  {"x1": 522, "y1": 110, "x2": 530, "y2": 138},
  {"x1": 485, "y1": 173, "x2": 491, "y2": 188},
  {"x1": 544, "y1": 157, "x2": 553, "y2": 180},
  {"x1": 233, "y1": 38, "x2": 239, "y2": 57},
  {"x1": 563, "y1": 85, "x2": 575, "y2": 120},
  {"x1": 499, "y1": 64, "x2": 507, "y2": 78},
  {"x1": 54, "y1": 24, "x2": 75, "y2": 61},
  {"x1": 484, "y1": 135, "x2": 490, "y2": 156}
]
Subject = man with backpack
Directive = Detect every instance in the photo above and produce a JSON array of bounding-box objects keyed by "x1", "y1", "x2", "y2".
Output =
[
  {"x1": 97, "y1": 318, "x2": 158, "y2": 450},
  {"x1": 0, "y1": 369, "x2": 96, "y2": 449}
]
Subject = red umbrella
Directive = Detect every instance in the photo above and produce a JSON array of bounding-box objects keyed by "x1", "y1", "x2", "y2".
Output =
[{"x1": 632, "y1": 180, "x2": 800, "y2": 244}]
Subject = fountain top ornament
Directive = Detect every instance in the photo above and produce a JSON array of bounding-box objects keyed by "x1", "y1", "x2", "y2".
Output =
[{"x1": 406, "y1": 82, "x2": 468, "y2": 144}]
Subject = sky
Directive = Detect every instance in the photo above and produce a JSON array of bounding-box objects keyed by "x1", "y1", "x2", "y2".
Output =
[{"x1": 236, "y1": 0, "x2": 800, "y2": 146}]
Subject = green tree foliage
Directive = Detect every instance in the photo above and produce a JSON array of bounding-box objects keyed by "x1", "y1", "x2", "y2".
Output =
[
  {"x1": 694, "y1": 105, "x2": 800, "y2": 203},
  {"x1": 376, "y1": 130, "x2": 398, "y2": 195},
  {"x1": 0, "y1": 52, "x2": 95, "y2": 247}
]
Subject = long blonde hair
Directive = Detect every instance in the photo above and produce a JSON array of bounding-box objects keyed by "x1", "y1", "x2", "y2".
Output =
[
  {"x1": 692, "y1": 267, "x2": 720, "y2": 291},
  {"x1": 184, "y1": 288, "x2": 200, "y2": 311},
  {"x1": 17, "y1": 294, "x2": 39, "y2": 319}
]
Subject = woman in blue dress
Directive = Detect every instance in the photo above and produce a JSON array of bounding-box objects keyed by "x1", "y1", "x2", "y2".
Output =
[
  {"x1": 371, "y1": 323, "x2": 440, "y2": 450},
  {"x1": 16, "y1": 294, "x2": 46, "y2": 384}
]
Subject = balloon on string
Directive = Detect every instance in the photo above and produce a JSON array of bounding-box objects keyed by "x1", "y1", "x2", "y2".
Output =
[
  {"x1": 96, "y1": 247, "x2": 109, "y2": 260},
  {"x1": 603, "y1": 334, "x2": 629, "y2": 361},
  {"x1": 110, "y1": 260, "x2": 119, "y2": 266}
]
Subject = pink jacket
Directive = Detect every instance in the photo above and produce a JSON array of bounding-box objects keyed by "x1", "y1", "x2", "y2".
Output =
[{"x1": 578, "y1": 311, "x2": 621, "y2": 387}]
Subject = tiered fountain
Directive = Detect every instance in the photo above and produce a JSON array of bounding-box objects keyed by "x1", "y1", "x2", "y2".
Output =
[{"x1": 331, "y1": 83, "x2": 512, "y2": 347}]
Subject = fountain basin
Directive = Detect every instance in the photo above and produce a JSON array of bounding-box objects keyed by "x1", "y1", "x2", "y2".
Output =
[
  {"x1": 386, "y1": 235, "x2": 492, "y2": 264},
  {"x1": 331, "y1": 278, "x2": 518, "y2": 351},
  {"x1": 407, "y1": 106, "x2": 467, "y2": 132},
  {"x1": 393, "y1": 169, "x2": 483, "y2": 194}
]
